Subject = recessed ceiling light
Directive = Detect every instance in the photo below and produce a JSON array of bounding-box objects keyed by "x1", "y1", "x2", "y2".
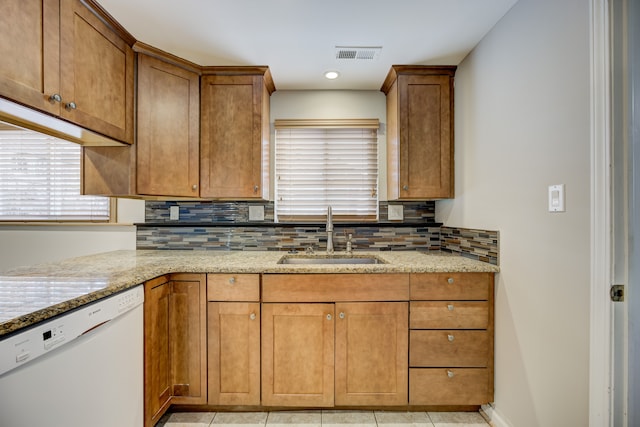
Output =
[{"x1": 324, "y1": 71, "x2": 340, "y2": 80}]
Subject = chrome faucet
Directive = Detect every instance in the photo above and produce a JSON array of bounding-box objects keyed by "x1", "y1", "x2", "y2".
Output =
[{"x1": 326, "y1": 206, "x2": 334, "y2": 254}]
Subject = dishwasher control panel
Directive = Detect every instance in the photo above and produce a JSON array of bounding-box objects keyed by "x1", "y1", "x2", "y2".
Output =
[{"x1": 0, "y1": 285, "x2": 143, "y2": 377}]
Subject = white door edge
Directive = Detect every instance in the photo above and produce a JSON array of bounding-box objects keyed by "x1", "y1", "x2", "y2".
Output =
[{"x1": 589, "y1": 0, "x2": 614, "y2": 426}]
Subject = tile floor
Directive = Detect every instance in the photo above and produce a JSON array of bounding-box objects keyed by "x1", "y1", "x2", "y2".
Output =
[{"x1": 156, "y1": 410, "x2": 491, "y2": 427}]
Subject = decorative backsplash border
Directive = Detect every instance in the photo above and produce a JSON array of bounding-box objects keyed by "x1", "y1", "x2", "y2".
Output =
[
  {"x1": 137, "y1": 201, "x2": 499, "y2": 265},
  {"x1": 143, "y1": 201, "x2": 436, "y2": 224},
  {"x1": 137, "y1": 224, "x2": 442, "y2": 252},
  {"x1": 440, "y1": 226, "x2": 499, "y2": 265}
]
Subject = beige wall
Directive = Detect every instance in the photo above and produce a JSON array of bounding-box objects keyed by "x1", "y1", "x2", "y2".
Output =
[{"x1": 437, "y1": 0, "x2": 591, "y2": 425}]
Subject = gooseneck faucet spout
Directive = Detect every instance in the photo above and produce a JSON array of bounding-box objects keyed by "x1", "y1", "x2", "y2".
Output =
[{"x1": 326, "y1": 206, "x2": 334, "y2": 254}]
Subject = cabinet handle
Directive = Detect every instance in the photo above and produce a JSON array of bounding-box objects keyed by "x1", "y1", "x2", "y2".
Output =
[
  {"x1": 65, "y1": 101, "x2": 77, "y2": 111},
  {"x1": 253, "y1": 185, "x2": 259, "y2": 193},
  {"x1": 49, "y1": 94, "x2": 62, "y2": 103},
  {"x1": 447, "y1": 334, "x2": 455, "y2": 342},
  {"x1": 447, "y1": 277, "x2": 454, "y2": 284},
  {"x1": 339, "y1": 312, "x2": 345, "y2": 319},
  {"x1": 447, "y1": 304, "x2": 454, "y2": 311},
  {"x1": 447, "y1": 370, "x2": 455, "y2": 378},
  {"x1": 249, "y1": 313, "x2": 256, "y2": 321},
  {"x1": 192, "y1": 184, "x2": 198, "y2": 191},
  {"x1": 402, "y1": 185, "x2": 409, "y2": 191},
  {"x1": 228, "y1": 277, "x2": 236, "y2": 285},
  {"x1": 326, "y1": 314, "x2": 332, "y2": 320}
]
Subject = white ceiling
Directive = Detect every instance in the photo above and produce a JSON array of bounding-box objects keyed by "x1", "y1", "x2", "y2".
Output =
[{"x1": 97, "y1": 0, "x2": 518, "y2": 91}]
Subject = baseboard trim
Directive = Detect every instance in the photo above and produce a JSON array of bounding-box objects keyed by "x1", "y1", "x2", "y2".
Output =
[{"x1": 481, "y1": 404, "x2": 512, "y2": 427}]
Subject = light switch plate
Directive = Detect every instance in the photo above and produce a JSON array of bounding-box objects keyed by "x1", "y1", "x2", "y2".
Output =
[
  {"x1": 548, "y1": 184, "x2": 565, "y2": 212},
  {"x1": 388, "y1": 204, "x2": 404, "y2": 221},
  {"x1": 169, "y1": 206, "x2": 179, "y2": 220},
  {"x1": 249, "y1": 205, "x2": 265, "y2": 221}
]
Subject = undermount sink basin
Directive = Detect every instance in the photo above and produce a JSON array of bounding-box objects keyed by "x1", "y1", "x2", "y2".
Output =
[{"x1": 278, "y1": 255, "x2": 385, "y2": 265}]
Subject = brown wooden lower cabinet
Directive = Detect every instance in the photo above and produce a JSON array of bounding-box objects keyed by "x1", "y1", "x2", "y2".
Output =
[
  {"x1": 409, "y1": 330, "x2": 490, "y2": 367},
  {"x1": 335, "y1": 302, "x2": 408, "y2": 406},
  {"x1": 144, "y1": 271, "x2": 494, "y2": 415},
  {"x1": 208, "y1": 302, "x2": 261, "y2": 405},
  {"x1": 261, "y1": 303, "x2": 335, "y2": 407},
  {"x1": 144, "y1": 274, "x2": 206, "y2": 427},
  {"x1": 409, "y1": 368, "x2": 492, "y2": 405},
  {"x1": 144, "y1": 276, "x2": 172, "y2": 427},
  {"x1": 408, "y1": 272, "x2": 495, "y2": 407},
  {"x1": 261, "y1": 301, "x2": 408, "y2": 407}
]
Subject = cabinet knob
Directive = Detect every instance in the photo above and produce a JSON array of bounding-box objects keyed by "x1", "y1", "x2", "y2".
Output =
[
  {"x1": 253, "y1": 185, "x2": 259, "y2": 193},
  {"x1": 249, "y1": 312, "x2": 256, "y2": 321},
  {"x1": 402, "y1": 185, "x2": 409, "y2": 191},
  {"x1": 65, "y1": 101, "x2": 77, "y2": 111},
  {"x1": 228, "y1": 277, "x2": 236, "y2": 285},
  {"x1": 192, "y1": 184, "x2": 198, "y2": 191},
  {"x1": 447, "y1": 304, "x2": 454, "y2": 311},
  {"x1": 339, "y1": 312, "x2": 345, "y2": 319},
  {"x1": 326, "y1": 314, "x2": 332, "y2": 320},
  {"x1": 447, "y1": 334, "x2": 455, "y2": 342},
  {"x1": 49, "y1": 94, "x2": 62, "y2": 103},
  {"x1": 447, "y1": 277, "x2": 454, "y2": 284},
  {"x1": 447, "y1": 370, "x2": 455, "y2": 378}
]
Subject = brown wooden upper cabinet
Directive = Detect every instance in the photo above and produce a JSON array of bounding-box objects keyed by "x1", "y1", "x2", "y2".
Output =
[
  {"x1": 381, "y1": 66, "x2": 456, "y2": 200},
  {"x1": 0, "y1": 0, "x2": 134, "y2": 144},
  {"x1": 136, "y1": 49, "x2": 200, "y2": 197},
  {"x1": 201, "y1": 67, "x2": 275, "y2": 200}
]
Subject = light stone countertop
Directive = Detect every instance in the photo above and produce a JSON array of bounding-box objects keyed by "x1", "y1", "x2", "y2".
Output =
[{"x1": 0, "y1": 250, "x2": 499, "y2": 337}]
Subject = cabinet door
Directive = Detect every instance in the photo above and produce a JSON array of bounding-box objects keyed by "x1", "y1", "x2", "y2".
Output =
[
  {"x1": 335, "y1": 302, "x2": 408, "y2": 406},
  {"x1": 59, "y1": 0, "x2": 134, "y2": 144},
  {"x1": 169, "y1": 274, "x2": 207, "y2": 404},
  {"x1": 262, "y1": 303, "x2": 334, "y2": 407},
  {"x1": 200, "y1": 74, "x2": 268, "y2": 199},
  {"x1": 397, "y1": 74, "x2": 453, "y2": 199},
  {"x1": 137, "y1": 54, "x2": 200, "y2": 197},
  {"x1": 144, "y1": 276, "x2": 172, "y2": 427},
  {"x1": 208, "y1": 302, "x2": 260, "y2": 405},
  {"x1": 0, "y1": 0, "x2": 60, "y2": 115}
]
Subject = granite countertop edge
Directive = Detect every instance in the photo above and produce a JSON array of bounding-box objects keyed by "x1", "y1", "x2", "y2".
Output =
[{"x1": 0, "y1": 250, "x2": 499, "y2": 338}]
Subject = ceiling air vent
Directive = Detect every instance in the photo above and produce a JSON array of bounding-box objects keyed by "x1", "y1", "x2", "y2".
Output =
[{"x1": 335, "y1": 46, "x2": 382, "y2": 61}]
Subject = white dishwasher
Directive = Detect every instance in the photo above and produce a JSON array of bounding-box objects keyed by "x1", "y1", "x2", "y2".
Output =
[{"x1": 0, "y1": 285, "x2": 144, "y2": 427}]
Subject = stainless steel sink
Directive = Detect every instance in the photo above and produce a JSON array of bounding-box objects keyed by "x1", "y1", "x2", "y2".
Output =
[{"x1": 278, "y1": 255, "x2": 385, "y2": 265}]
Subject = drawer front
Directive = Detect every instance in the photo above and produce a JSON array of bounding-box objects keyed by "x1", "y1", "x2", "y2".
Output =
[
  {"x1": 207, "y1": 274, "x2": 260, "y2": 301},
  {"x1": 262, "y1": 274, "x2": 409, "y2": 302},
  {"x1": 410, "y1": 301, "x2": 488, "y2": 329},
  {"x1": 410, "y1": 273, "x2": 491, "y2": 301},
  {"x1": 409, "y1": 368, "x2": 492, "y2": 405},
  {"x1": 409, "y1": 330, "x2": 489, "y2": 367}
]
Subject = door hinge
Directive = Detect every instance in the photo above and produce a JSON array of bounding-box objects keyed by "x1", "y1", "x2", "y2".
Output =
[{"x1": 610, "y1": 284, "x2": 625, "y2": 302}]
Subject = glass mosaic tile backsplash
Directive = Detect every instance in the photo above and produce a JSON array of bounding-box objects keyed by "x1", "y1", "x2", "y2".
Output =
[{"x1": 137, "y1": 201, "x2": 499, "y2": 265}]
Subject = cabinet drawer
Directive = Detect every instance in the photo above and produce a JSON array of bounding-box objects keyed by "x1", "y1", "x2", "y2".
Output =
[
  {"x1": 409, "y1": 368, "x2": 492, "y2": 405},
  {"x1": 410, "y1": 273, "x2": 491, "y2": 301},
  {"x1": 207, "y1": 274, "x2": 260, "y2": 301},
  {"x1": 410, "y1": 301, "x2": 488, "y2": 329},
  {"x1": 409, "y1": 330, "x2": 489, "y2": 367},
  {"x1": 262, "y1": 274, "x2": 409, "y2": 302}
]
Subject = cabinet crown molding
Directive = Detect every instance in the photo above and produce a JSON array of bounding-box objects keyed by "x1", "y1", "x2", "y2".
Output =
[{"x1": 380, "y1": 65, "x2": 457, "y2": 94}]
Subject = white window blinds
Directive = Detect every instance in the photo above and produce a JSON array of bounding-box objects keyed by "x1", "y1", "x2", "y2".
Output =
[
  {"x1": 275, "y1": 119, "x2": 379, "y2": 222},
  {"x1": 0, "y1": 129, "x2": 110, "y2": 221}
]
